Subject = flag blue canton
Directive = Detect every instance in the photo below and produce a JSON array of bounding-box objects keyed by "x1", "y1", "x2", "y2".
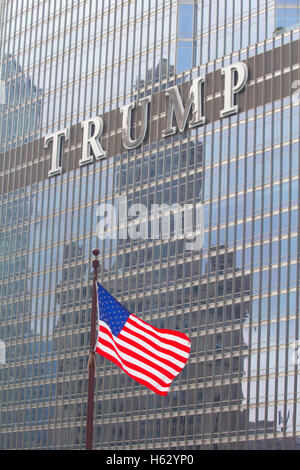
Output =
[{"x1": 97, "y1": 282, "x2": 130, "y2": 337}]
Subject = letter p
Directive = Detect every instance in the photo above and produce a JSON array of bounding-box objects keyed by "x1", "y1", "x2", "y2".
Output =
[{"x1": 220, "y1": 62, "x2": 248, "y2": 117}]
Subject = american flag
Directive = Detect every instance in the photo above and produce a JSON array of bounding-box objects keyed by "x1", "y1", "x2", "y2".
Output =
[{"x1": 95, "y1": 282, "x2": 191, "y2": 396}]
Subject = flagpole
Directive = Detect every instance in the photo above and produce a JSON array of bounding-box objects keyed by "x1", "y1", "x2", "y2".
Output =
[{"x1": 85, "y1": 248, "x2": 100, "y2": 450}]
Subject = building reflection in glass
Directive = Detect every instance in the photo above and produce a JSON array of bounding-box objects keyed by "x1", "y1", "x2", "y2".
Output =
[{"x1": 0, "y1": 54, "x2": 42, "y2": 150}]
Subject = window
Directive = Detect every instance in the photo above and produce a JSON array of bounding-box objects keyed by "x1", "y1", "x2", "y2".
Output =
[
  {"x1": 176, "y1": 2, "x2": 195, "y2": 72},
  {"x1": 178, "y1": 3, "x2": 194, "y2": 37}
]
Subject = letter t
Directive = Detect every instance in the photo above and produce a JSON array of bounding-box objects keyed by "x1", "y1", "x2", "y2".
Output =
[{"x1": 45, "y1": 128, "x2": 69, "y2": 177}]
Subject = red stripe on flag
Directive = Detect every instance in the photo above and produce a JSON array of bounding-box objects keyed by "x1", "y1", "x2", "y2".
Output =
[
  {"x1": 107, "y1": 326, "x2": 182, "y2": 372},
  {"x1": 126, "y1": 316, "x2": 191, "y2": 353},
  {"x1": 130, "y1": 314, "x2": 191, "y2": 342},
  {"x1": 103, "y1": 335, "x2": 175, "y2": 380},
  {"x1": 121, "y1": 325, "x2": 189, "y2": 363},
  {"x1": 98, "y1": 335, "x2": 173, "y2": 388},
  {"x1": 95, "y1": 346, "x2": 169, "y2": 396}
]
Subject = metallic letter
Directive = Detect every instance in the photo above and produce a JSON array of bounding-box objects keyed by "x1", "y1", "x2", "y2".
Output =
[
  {"x1": 120, "y1": 97, "x2": 151, "y2": 150},
  {"x1": 162, "y1": 76, "x2": 205, "y2": 137},
  {"x1": 80, "y1": 116, "x2": 106, "y2": 166},
  {"x1": 45, "y1": 128, "x2": 69, "y2": 177},
  {"x1": 220, "y1": 62, "x2": 248, "y2": 118}
]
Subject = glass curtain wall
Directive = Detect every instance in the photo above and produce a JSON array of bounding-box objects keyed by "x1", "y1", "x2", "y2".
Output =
[{"x1": 0, "y1": 0, "x2": 300, "y2": 450}]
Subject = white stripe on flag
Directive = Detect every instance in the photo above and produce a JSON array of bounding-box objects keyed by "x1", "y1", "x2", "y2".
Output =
[
  {"x1": 99, "y1": 327, "x2": 173, "y2": 384},
  {"x1": 100, "y1": 325, "x2": 179, "y2": 376},
  {"x1": 130, "y1": 314, "x2": 191, "y2": 347},
  {"x1": 124, "y1": 318, "x2": 190, "y2": 358},
  {"x1": 118, "y1": 328, "x2": 186, "y2": 368},
  {"x1": 97, "y1": 341, "x2": 170, "y2": 394}
]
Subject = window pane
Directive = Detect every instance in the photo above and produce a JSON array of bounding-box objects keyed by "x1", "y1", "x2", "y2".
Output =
[
  {"x1": 177, "y1": 40, "x2": 193, "y2": 72},
  {"x1": 178, "y1": 4, "x2": 194, "y2": 37}
]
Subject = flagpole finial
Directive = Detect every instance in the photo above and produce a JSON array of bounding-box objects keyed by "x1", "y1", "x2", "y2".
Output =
[{"x1": 92, "y1": 249, "x2": 100, "y2": 274}]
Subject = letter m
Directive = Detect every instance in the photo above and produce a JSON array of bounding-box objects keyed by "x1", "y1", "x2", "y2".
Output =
[{"x1": 162, "y1": 76, "x2": 205, "y2": 137}]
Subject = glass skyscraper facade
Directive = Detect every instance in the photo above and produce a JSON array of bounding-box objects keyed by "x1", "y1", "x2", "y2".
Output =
[
  {"x1": 0, "y1": 0, "x2": 300, "y2": 450},
  {"x1": 276, "y1": 1, "x2": 300, "y2": 31}
]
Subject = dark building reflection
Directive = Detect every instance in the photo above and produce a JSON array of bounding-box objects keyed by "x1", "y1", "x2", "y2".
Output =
[
  {"x1": 198, "y1": 244, "x2": 275, "y2": 449},
  {"x1": 0, "y1": 54, "x2": 42, "y2": 150},
  {"x1": 134, "y1": 58, "x2": 175, "y2": 97}
]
